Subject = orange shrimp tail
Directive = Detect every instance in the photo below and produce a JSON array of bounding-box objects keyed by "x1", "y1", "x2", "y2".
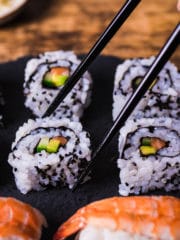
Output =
[
  {"x1": 54, "y1": 196, "x2": 180, "y2": 240},
  {"x1": 53, "y1": 213, "x2": 87, "y2": 240},
  {"x1": 0, "y1": 197, "x2": 47, "y2": 240}
]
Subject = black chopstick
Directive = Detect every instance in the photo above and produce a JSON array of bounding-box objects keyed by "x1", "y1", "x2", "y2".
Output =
[
  {"x1": 43, "y1": 0, "x2": 141, "y2": 117},
  {"x1": 72, "y1": 22, "x2": 180, "y2": 190}
]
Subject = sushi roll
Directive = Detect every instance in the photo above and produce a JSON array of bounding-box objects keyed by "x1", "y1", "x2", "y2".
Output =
[
  {"x1": 8, "y1": 118, "x2": 91, "y2": 194},
  {"x1": 113, "y1": 57, "x2": 180, "y2": 120},
  {"x1": 24, "y1": 50, "x2": 92, "y2": 120},
  {"x1": 0, "y1": 197, "x2": 47, "y2": 240},
  {"x1": 54, "y1": 196, "x2": 180, "y2": 240},
  {"x1": 117, "y1": 118, "x2": 180, "y2": 196}
]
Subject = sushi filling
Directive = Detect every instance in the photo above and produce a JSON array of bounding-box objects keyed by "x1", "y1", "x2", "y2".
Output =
[
  {"x1": 42, "y1": 67, "x2": 69, "y2": 88},
  {"x1": 36, "y1": 136, "x2": 67, "y2": 153},
  {"x1": 122, "y1": 126, "x2": 179, "y2": 158},
  {"x1": 132, "y1": 76, "x2": 157, "y2": 90},
  {"x1": 132, "y1": 76, "x2": 142, "y2": 89},
  {"x1": 140, "y1": 137, "x2": 167, "y2": 156}
]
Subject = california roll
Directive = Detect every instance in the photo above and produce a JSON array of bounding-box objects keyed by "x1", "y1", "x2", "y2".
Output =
[
  {"x1": 113, "y1": 57, "x2": 180, "y2": 120},
  {"x1": 8, "y1": 118, "x2": 91, "y2": 194},
  {"x1": 24, "y1": 50, "x2": 92, "y2": 120},
  {"x1": 117, "y1": 117, "x2": 180, "y2": 196}
]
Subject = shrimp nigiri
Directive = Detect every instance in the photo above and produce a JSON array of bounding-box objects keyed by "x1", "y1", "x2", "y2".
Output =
[
  {"x1": 54, "y1": 196, "x2": 180, "y2": 240},
  {"x1": 0, "y1": 197, "x2": 47, "y2": 240}
]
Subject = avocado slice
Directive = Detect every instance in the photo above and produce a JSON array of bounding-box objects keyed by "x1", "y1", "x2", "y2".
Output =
[
  {"x1": 132, "y1": 77, "x2": 157, "y2": 90},
  {"x1": 132, "y1": 77, "x2": 142, "y2": 89},
  {"x1": 52, "y1": 75, "x2": 68, "y2": 87},
  {"x1": 141, "y1": 137, "x2": 151, "y2": 146},
  {"x1": 36, "y1": 137, "x2": 49, "y2": 153},
  {"x1": 43, "y1": 72, "x2": 55, "y2": 87},
  {"x1": 140, "y1": 146, "x2": 157, "y2": 156},
  {"x1": 46, "y1": 138, "x2": 61, "y2": 153}
]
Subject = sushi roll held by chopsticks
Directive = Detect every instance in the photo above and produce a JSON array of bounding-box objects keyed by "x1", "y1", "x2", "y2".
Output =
[
  {"x1": 113, "y1": 57, "x2": 180, "y2": 120},
  {"x1": 8, "y1": 118, "x2": 91, "y2": 194},
  {"x1": 54, "y1": 196, "x2": 180, "y2": 240},
  {"x1": 24, "y1": 50, "x2": 92, "y2": 120},
  {"x1": 0, "y1": 197, "x2": 47, "y2": 240}
]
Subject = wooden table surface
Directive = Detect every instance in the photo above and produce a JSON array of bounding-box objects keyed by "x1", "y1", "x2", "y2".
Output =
[{"x1": 0, "y1": 0, "x2": 179, "y2": 65}]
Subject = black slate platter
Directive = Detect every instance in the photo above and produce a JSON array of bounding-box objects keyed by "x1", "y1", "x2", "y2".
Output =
[{"x1": 0, "y1": 55, "x2": 179, "y2": 240}]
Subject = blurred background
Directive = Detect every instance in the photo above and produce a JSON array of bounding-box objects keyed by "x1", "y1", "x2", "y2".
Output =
[{"x1": 0, "y1": 0, "x2": 179, "y2": 64}]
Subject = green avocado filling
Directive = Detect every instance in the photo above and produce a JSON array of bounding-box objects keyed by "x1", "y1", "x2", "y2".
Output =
[
  {"x1": 132, "y1": 76, "x2": 157, "y2": 90},
  {"x1": 36, "y1": 136, "x2": 67, "y2": 153},
  {"x1": 140, "y1": 137, "x2": 166, "y2": 156},
  {"x1": 36, "y1": 137, "x2": 49, "y2": 153},
  {"x1": 132, "y1": 77, "x2": 142, "y2": 89},
  {"x1": 42, "y1": 67, "x2": 69, "y2": 88}
]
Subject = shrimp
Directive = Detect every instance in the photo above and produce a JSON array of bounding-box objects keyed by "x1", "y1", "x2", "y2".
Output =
[
  {"x1": 0, "y1": 197, "x2": 47, "y2": 240},
  {"x1": 54, "y1": 196, "x2": 180, "y2": 240}
]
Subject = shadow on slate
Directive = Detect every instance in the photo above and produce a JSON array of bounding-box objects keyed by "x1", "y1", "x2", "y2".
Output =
[{"x1": 0, "y1": 55, "x2": 179, "y2": 240}]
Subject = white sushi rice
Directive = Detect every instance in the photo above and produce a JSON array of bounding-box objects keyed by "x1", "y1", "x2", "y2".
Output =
[
  {"x1": 113, "y1": 57, "x2": 180, "y2": 120},
  {"x1": 77, "y1": 226, "x2": 147, "y2": 240},
  {"x1": 8, "y1": 118, "x2": 91, "y2": 194},
  {"x1": 117, "y1": 118, "x2": 180, "y2": 196},
  {"x1": 75, "y1": 224, "x2": 170, "y2": 240},
  {"x1": 76, "y1": 225, "x2": 162, "y2": 240},
  {"x1": 24, "y1": 50, "x2": 92, "y2": 121}
]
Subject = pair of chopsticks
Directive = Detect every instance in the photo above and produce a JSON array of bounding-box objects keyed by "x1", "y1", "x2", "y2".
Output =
[
  {"x1": 43, "y1": 0, "x2": 180, "y2": 189},
  {"x1": 43, "y1": 0, "x2": 141, "y2": 116},
  {"x1": 74, "y1": 23, "x2": 179, "y2": 190}
]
